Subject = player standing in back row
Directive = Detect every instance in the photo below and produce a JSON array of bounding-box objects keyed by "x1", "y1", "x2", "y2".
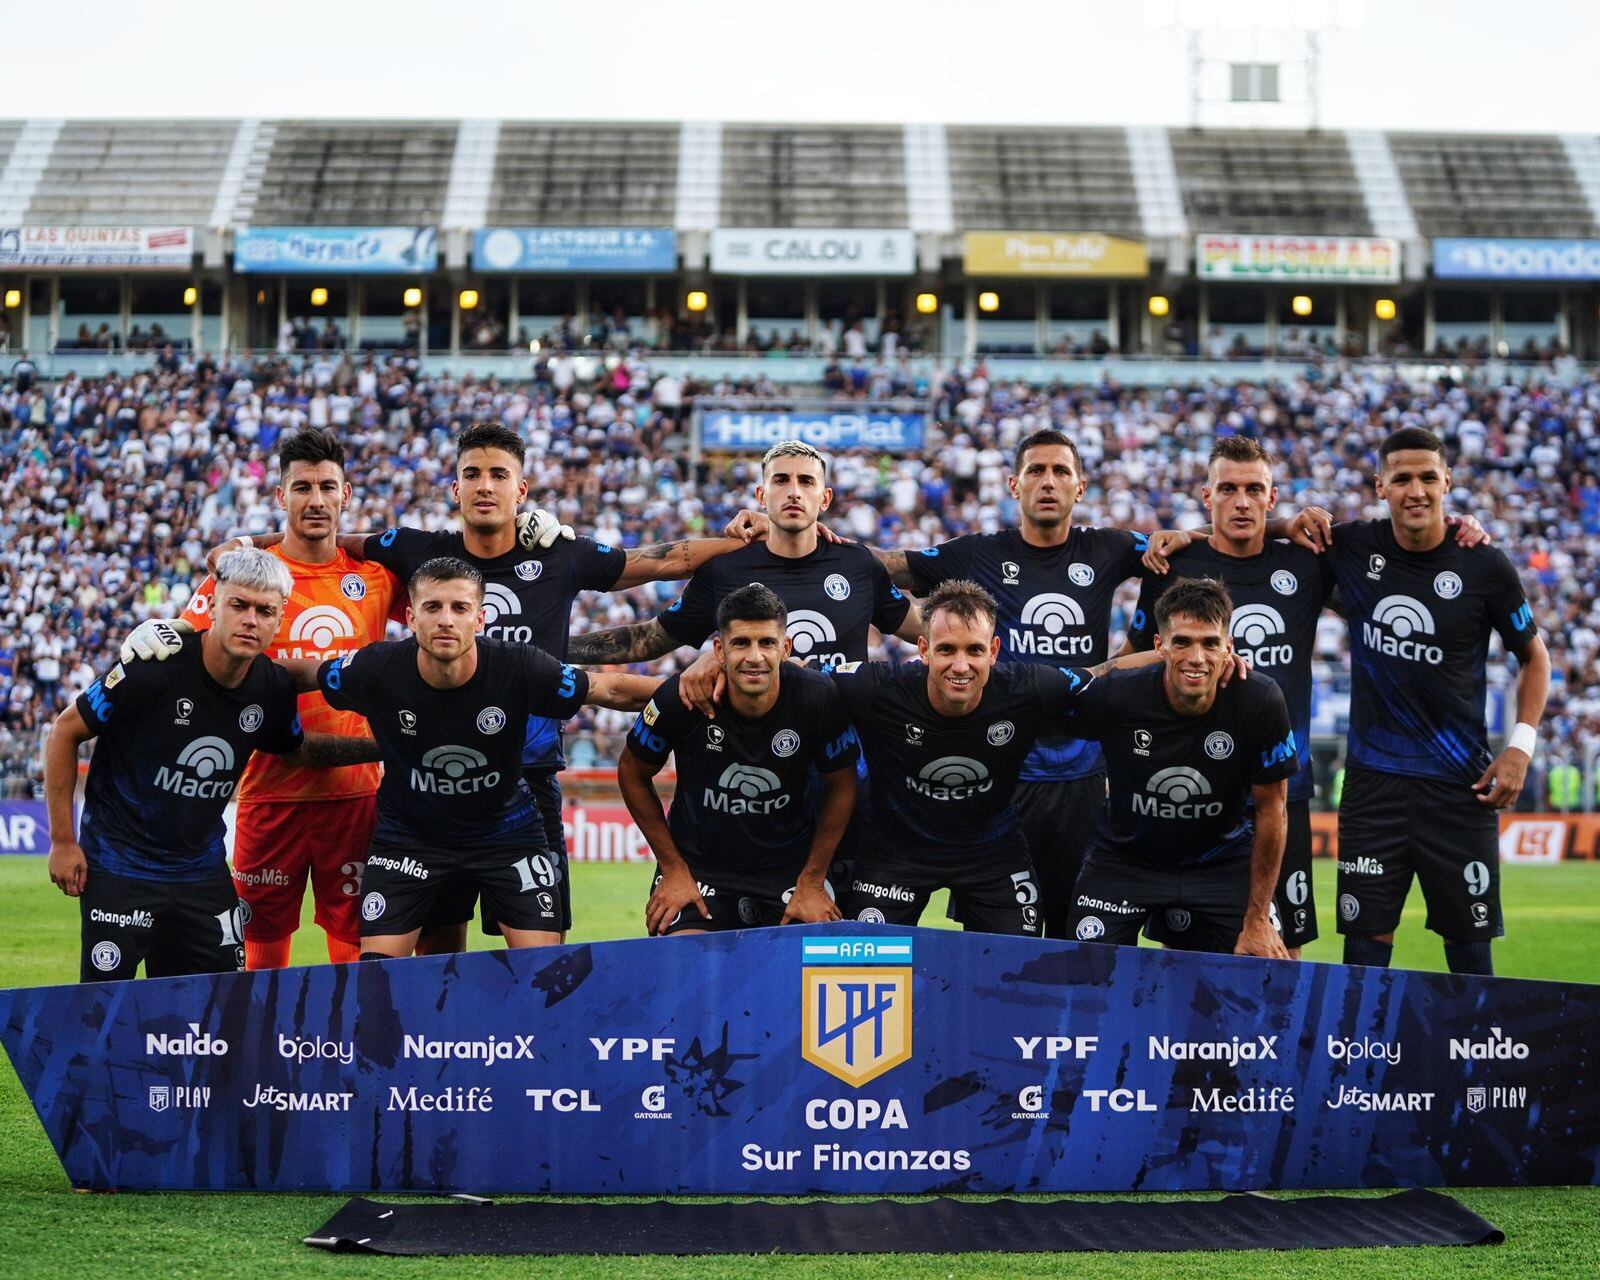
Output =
[{"x1": 1315, "y1": 427, "x2": 1549, "y2": 976}]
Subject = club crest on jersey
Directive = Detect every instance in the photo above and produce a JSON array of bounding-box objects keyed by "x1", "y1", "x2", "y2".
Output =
[
  {"x1": 477, "y1": 706, "x2": 507, "y2": 735},
  {"x1": 1068, "y1": 562, "x2": 1095, "y2": 587},
  {"x1": 340, "y1": 573, "x2": 367, "y2": 601},
  {"x1": 1270, "y1": 570, "x2": 1298, "y2": 595},
  {"x1": 1367, "y1": 554, "x2": 1386, "y2": 580},
  {"x1": 823, "y1": 573, "x2": 851, "y2": 601},
  {"x1": 987, "y1": 720, "x2": 1015, "y2": 746},
  {"x1": 706, "y1": 724, "x2": 726, "y2": 751},
  {"x1": 1133, "y1": 729, "x2": 1152, "y2": 756},
  {"x1": 1434, "y1": 571, "x2": 1463, "y2": 599},
  {"x1": 905, "y1": 723, "x2": 925, "y2": 746},
  {"x1": 1001, "y1": 560, "x2": 1020, "y2": 584},
  {"x1": 516, "y1": 560, "x2": 543, "y2": 582},
  {"x1": 771, "y1": 729, "x2": 801, "y2": 758},
  {"x1": 239, "y1": 704, "x2": 264, "y2": 733},
  {"x1": 399, "y1": 710, "x2": 417, "y2": 734},
  {"x1": 1204, "y1": 731, "x2": 1234, "y2": 760},
  {"x1": 175, "y1": 698, "x2": 194, "y2": 725}
]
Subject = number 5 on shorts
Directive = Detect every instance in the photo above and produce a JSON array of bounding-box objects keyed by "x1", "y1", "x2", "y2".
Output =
[{"x1": 1011, "y1": 871, "x2": 1039, "y2": 905}]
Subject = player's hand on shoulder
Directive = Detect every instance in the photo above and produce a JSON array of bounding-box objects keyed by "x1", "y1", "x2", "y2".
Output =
[
  {"x1": 1285, "y1": 506, "x2": 1333, "y2": 553},
  {"x1": 1141, "y1": 528, "x2": 1198, "y2": 575},
  {"x1": 723, "y1": 509, "x2": 770, "y2": 543},
  {"x1": 645, "y1": 867, "x2": 710, "y2": 935},
  {"x1": 119, "y1": 618, "x2": 193, "y2": 664},
  {"x1": 1446, "y1": 512, "x2": 1492, "y2": 547},
  {"x1": 1233, "y1": 911, "x2": 1289, "y2": 960},
  {"x1": 205, "y1": 534, "x2": 255, "y2": 573},
  {"x1": 47, "y1": 840, "x2": 87, "y2": 897},
  {"x1": 1218, "y1": 648, "x2": 1252, "y2": 686},
  {"x1": 516, "y1": 508, "x2": 574, "y2": 550},
  {"x1": 678, "y1": 650, "x2": 725, "y2": 717}
]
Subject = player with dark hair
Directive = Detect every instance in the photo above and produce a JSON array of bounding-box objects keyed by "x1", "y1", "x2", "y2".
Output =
[
  {"x1": 120, "y1": 428, "x2": 397, "y2": 969},
  {"x1": 1312, "y1": 427, "x2": 1550, "y2": 976},
  {"x1": 618, "y1": 583, "x2": 860, "y2": 935},
  {"x1": 1066, "y1": 577, "x2": 1297, "y2": 958},
  {"x1": 45, "y1": 549, "x2": 381, "y2": 982},
  {"x1": 274, "y1": 556, "x2": 660, "y2": 959}
]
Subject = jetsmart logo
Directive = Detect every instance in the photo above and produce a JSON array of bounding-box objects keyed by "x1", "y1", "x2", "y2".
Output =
[
  {"x1": 1231, "y1": 603, "x2": 1293, "y2": 667},
  {"x1": 154, "y1": 737, "x2": 237, "y2": 799},
  {"x1": 146, "y1": 1022, "x2": 230, "y2": 1057},
  {"x1": 909, "y1": 756, "x2": 993, "y2": 801},
  {"x1": 704, "y1": 764, "x2": 791, "y2": 815},
  {"x1": 278, "y1": 604, "x2": 356, "y2": 659},
  {"x1": 786, "y1": 609, "x2": 841, "y2": 662},
  {"x1": 1008, "y1": 593, "x2": 1092, "y2": 657},
  {"x1": 1362, "y1": 595, "x2": 1444, "y2": 665},
  {"x1": 1132, "y1": 767, "x2": 1223, "y2": 819},
  {"x1": 410, "y1": 745, "x2": 500, "y2": 795}
]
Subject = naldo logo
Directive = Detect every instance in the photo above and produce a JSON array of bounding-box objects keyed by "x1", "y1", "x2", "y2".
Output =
[{"x1": 1363, "y1": 595, "x2": 1444, "y2": 665}]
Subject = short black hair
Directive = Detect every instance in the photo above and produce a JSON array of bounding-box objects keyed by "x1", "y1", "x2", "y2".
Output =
[
  {"x1": 278, "y1": 428, "x2": 345, "y2": 472},
  {"x1": 408, "y1": 556, "x2": 484, "y2": 602},
  {"x1": 1154, "y1": 577, "x2": 1233, "y2": 635},
  {"x1": 1208, "y1": 435, "x2": 1271, "y2": 470},
  {"x1": 456, "y1": 421, "x2": 526, "y2": 470},
  {"x1": 716, "y1": 583, "x2": 788, "y2": 633},
  {"x1": 1013, "y1": 428, "x2": 1083, "y2": 477},
  {"x1": 920, "y1": 578, "x2": 998, "y2": 632},
  {"x1": 1379, "y1": 427, "x2": 1446, "y2": 468}
]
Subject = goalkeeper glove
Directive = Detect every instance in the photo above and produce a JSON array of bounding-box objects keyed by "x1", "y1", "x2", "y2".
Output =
[
  {"x1": 119, "y1": 618, "x2": 194, "y2": 664},
  {"x1": 516, "y1": 508, "x2": 576, "y2": 550}
]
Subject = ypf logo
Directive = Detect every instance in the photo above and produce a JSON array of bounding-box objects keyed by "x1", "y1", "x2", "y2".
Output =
[
  {"x1": 288, "y1": 605, "x2": 356, "y2": 654},
  {"x1": 1364, "y1": 595, "x2": 1444, "y2": 664},
  {"x1": 801, "y1": 935, "x2": 913, "y2": 1086},
  {"x1": 155, "y1": 737, "x2": 237, "y2": 798},
  {"x1": 786, "y1": 609, "x2": 840, "y2": 659},
  {"x1": 1230, "y1": 604, "x2": 1293, "y2": 667},
  {"x1": 481, "y1": 583, "x2": 521, "y2": 626},
  {"x1": 1133, "y1": 766, "x2": 1222, "y2": 818},
  {"x1": 707, "y1": 764, "x2": 790, "y2": 816},
  {"x1": 1010, "y1": 593, "x2": 1090, "y2": 657},
  {"x1": 411, "y1": 745, "x2": 498, "y2": 794},
  {"x1": 912, "y1": 756, "x2": 993, "y2": 800}
]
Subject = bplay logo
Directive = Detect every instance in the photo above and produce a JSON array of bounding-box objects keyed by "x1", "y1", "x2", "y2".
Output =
[
  {"x1": 705, "y1": 764, "x2": 790, "y2": 815},
  {"x1": 1132, "y1": 767, "x2": 1223, "y2": 819},
  {"x1": 909, "y1": 756, "x2": 993, "y2": 800},
  {"x1": 410, "y1": 745, "x2": 499, "y2": 794},
  {"x1": 1008, "y1": 593, "x2": 1092, "y2": 656},
  {"x1": 278, "y1": 1032, "x2": 355, "y2": 1065},
  {"x1": 1362, "y1": 595, "x2": 1444, "y2": 664},
  {"x1": 155, "y1": 737, "x2": 237, "y2": 798}
]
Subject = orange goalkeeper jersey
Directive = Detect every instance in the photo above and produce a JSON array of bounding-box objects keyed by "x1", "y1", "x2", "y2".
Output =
[{"x1": 183, "y1": 548, "x2": 399, "y2": 803}]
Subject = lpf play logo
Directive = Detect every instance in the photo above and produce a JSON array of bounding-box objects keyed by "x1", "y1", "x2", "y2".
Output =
[{"x1": 800, "y1": 936, "x2": 913, "y2": 1086}]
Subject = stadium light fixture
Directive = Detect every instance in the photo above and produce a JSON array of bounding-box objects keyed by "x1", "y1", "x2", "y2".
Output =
[
  {"x1": 403, "y1": 287, "x2": 423, "y2": 308},
  {"x1": 2, "y1": 290, "x2": 19, "y2": 309},
  {"x1": 686, "y1": 290, "x2": 708, "y2": 313},
  {"x1": 915, "y1": 292, "x2": 939, "y2": 314},
  {"x1": 459, "y1": 289, "x2": 480, "y2": 310},
  {"x1": 1374, "y1": 297, "x2": 1396, "y2": 322},
  {"x1": 1291, "y1": 294, "x2": 1313, "y2": 317},
  {"x1": 183, "y1": 286, "x2": 198, "y2": 307},
  {"x1": 977, "y1": 291, "x2": 1000, "y2": 313},
  {"x1": 529, "y1": 339, "x2": 541, "y2": 354},
  {"x1": 1148, "y1": 294, "x2": 1170, "y2": 317},
  {"x1": 255, "y1": 289, "x2": 267, "y2": 305},
  {"x1": 310, "y1": 287, "x2": 329, "y2": 308}
]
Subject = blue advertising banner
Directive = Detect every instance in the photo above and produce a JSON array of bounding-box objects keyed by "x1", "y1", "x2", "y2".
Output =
[
  {"x1": 700, "y1": 410, "x2": 926, "y2": 454},
  {"x1": 473, "y1": 228, "x2": 677, "y2": 273},
  {"x1": 235, "y1": 227, "x2": 437, "y2": 274},
  {"x1": 0, "y1": 801, "x2": 50, "y2": 855},
  {"x1": 1433, "y1": 238, "x2": 1600, "y2": 281},
  {"x1": 2, "y1": 926, "x2": 1595, "y2": 1194}
]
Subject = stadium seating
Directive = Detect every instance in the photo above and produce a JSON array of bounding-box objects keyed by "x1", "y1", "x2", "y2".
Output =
[
  {"x1": 945, "y1": 127, "x2": 1143, "y2": 236},
  {"x1": 1388, "y1": 132, "x2": 1600, "y2": 239},
  {"x1": 249, "y1": 121, "x2": 457, "y2": 225},
  {"x1": 487, "y1": 123, "x2": 680, "y2": 227},
  {"x1": 1167, "y1": 128, "x2": 1372, "y2": 234},
  {"x1": 718, "y1": 126, "x2": 909, "y2": 228},
  {"x1": 20, "y1": 121, "x2": 237, "y2": 224}
]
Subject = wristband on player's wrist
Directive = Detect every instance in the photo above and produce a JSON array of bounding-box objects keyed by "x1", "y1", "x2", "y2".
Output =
[
  {"x1": 234, "y1": 535, "x2": 254, "y2": 550},
  {"x1": 1508, "y1": 722, "x2": 1538, "y2": 759}
]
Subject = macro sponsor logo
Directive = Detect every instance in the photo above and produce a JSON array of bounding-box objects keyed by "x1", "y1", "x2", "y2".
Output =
[
  {"x1": 243, "y1": 1085, "x2": 354, "y2": 1112},
  {"x1": 909, "y1": 756, "x2": 993, "y2": 801},
  {"x1": 1326, "y1": 1035, "x2": 1401, "y2": 1065},
  {"x1": 1230, "y1": 603, "x2": 1294, "y2": 667},
  {"x1": 387, "y1": 1086, "x2": 494, "y2": 1112},
  {"x1": 1132, "y1": 767, "x2": 1223, "y2": 819},
  {"x1": 279, "y1": 604, "x2": 357, "y2": 660},
  {"x1": 1150, "y1": 1035, "x2": 1278, "y2": 1064},
  {"x1": 1449, "y1": 1027, "x2": 1530, "y2": 1061},
  {"x1": 1362, "y1": 595, "x2": 1444, "y2": 664},
  {"x1": 1327, "y1": 1086, "x2": 1433, "y2": 1112},
  {"x1": 410, "y1": 745, "x2": 500, "y2": 794},
  {"x1": 1193, "y1": 1087, "x2": 1295, "y2": 1113},
  {"x1": 482, "y1": 583, "x2": 538, "y2": 641},
  {"x1": 89, "y1": 907, "x2": 154, "y2": 929},
  {"x1": 786, "y1": 609, "x2": 843, "y2": 664},
  {"x1": 146, "y1": 1022, "x2": 229, "y2": 1057},
  {"x1": 278, "y1": 1033, "x2": 355, "y2": 1066},
  {"x1": 154, "y1": 737, "x2": 237, "y2": 799},
  {"x1": 1008, "y1": 593, "x2": 1093, "y2": 656},
  {"x1": 705, "y1": 764, "x2": 791, "y2": 815},
  {"x1": 403, "y1": 1033, "x2": 536, "y2": 1062}
]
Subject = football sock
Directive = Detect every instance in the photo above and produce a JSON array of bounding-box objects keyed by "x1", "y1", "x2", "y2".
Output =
[
  {"x1": 325, "y1": 935, "x2": 362, "y2": 965},
  {"x1": 1342, "y1": 936, "x2": 1394, "y2": 968},
  {"x1": 1445, "y1": 939, "x2": 1494, "y2": 976},
  {"x1": 244, "y1": 936, "x2": 293, "y2": 970}
]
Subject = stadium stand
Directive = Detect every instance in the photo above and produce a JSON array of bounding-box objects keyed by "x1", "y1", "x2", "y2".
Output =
[
  {"x1": 249, "y1": 121, "x2": 457, "y2": 225},
  {"x1": 19, "y1": 121, "x2": 236, "y2": 224},
  {"x1": 945, "y1": 126, "x2": 1144, "y2": 237},
  {"x1": 1388, "y1": 132, "x2": 1600, "y2": 239},
  {"x1": 1168, "y1": 128, "x2": 1373, "y2": 235},
  {"x1": 488, "y1": 123, "x2": 680, "y2": 226},
  {"x1": 718, "y1": 126, "x2": 909, "y2": 228}
]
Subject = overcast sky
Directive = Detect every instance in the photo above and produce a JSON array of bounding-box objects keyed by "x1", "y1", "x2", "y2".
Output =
[{"x1": 8, "y1": 0, "x2": 1597, "y2": 134}]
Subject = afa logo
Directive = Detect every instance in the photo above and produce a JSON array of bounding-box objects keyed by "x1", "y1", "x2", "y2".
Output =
[
  {"x1": 801, "y1": 935, "x2": 913, "y2": 1087},
  {"x1": 339, "y1": 573, "x2": 367, "y2": 602}
]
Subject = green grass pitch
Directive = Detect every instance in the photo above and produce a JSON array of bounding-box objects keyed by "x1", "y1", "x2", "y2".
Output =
[{"x1": 1, "y1": 855, "x2": 1597, "y2": 1278}]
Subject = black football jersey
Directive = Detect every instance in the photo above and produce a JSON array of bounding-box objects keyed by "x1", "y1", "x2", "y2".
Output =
[
  {"x1": 317, "y1": 637, "x2": 589, "y2": 851},
  {"x1": 1067, "y1": 664, "x2": 1297, "y2": 866},
  {"x1": 656, "y1": 540, "x2": 910, "y2": 666},
  {"x1": 75, "y1": 634, "x2": 303, "y2": 881},
  {"x1": 905, "y1": 526, "x2": 1148, "y2": 783},
  {"x1": 1324, "y1": 520, "x2": 1538, "y2": 785},
  {"x1": 365, "y1": 526, "x2": 624, "y2": 770},
  {"x1": 831, "y1": 661, "x2": 1091, "y2": 858},
  {"x1": 1127, "y1": 538, "x2": 1329, "y2": 802},
  {"x1": 626, "y1": 667, "x2": 860, "y2": 874}
]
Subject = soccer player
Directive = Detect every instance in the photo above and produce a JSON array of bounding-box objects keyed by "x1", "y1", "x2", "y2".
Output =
[
  {"x1": 276, "y1": 557, "x2": 660, "y2": 959},
  {"x1": 44, "y1": 550, "x2": 380, "y2": 982},
  {"x1": 122, "y1": 428, "x2": 396, "y2": 969},
  {"x1": 1065, "y1": 577, "x2": 1297, "y2": 959},
  {"x1": 827, "y1": 580, "x2": 1156, "y2": 937},
  {"x1": 1120, "y1": 436, "x2": 1328, "y2": 955},
  {"x1": 619, "y1": 584, "x2": 860, "y2": 935},
  {"x1": 1315, "y1": 427, "x2": 1549, "y2": 976}
]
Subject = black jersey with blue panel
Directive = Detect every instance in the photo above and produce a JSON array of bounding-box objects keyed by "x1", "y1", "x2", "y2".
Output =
[
  {"x1": 1067, "y1": 664, "x2": 1297, "y2": 867},
  {"x1": 75, "y1": 634, "x2": 303, "y2": 882},
  {"x1": 626, "y1": 667, "x2": 860, "y2": 875},
  {"x1": 904, "y1": 526, "x2": 1148, "y2": 783},
  {"x1": 656, "y1": 540, "x2": 909, "y2": 666},
  {"x1": 364, "y1": 526, "x2": 624, "y2": 770},
  {"x1": 1126, "y1": 538, "x2": 1329, "y2": 803},
  {"x1": 1323, "y1": 520, "x2": 1538, "y2": 785},
  {"x1": 317, "y1": 636, "x2": 589, "y2": 852},
  {"x1": 830, "y1": 661, "x2": 1092, "y2": 860}
]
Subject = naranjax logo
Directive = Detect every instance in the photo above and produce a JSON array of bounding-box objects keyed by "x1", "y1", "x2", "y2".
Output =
[{"x1": 402, "y1": 1033, "x2": 535, "y2": 1062}]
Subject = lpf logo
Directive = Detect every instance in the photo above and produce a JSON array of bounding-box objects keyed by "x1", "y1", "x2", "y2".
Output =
[{"x1": 801, "y1": 936, "x2": 913, "y2": 1087}]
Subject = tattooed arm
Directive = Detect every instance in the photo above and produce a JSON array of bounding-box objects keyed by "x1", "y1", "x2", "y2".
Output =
[
  {"x1": 279, "y1": 733, "x2": 383, "y2": 769},
  {"x1": 613, "y1": 538, "x2": 746, "y2": 589},
  {"x1": 866, "y1": 545, "x2": 919, "y2": 592},
  {"x1": 566, "y1": 617, "x2": 684, "y2": 664}
]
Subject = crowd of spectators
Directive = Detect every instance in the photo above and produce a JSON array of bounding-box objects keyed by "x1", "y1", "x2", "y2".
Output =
[{"x1": 1, "y1": 348, "x2": 1597, "y2": 811}]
